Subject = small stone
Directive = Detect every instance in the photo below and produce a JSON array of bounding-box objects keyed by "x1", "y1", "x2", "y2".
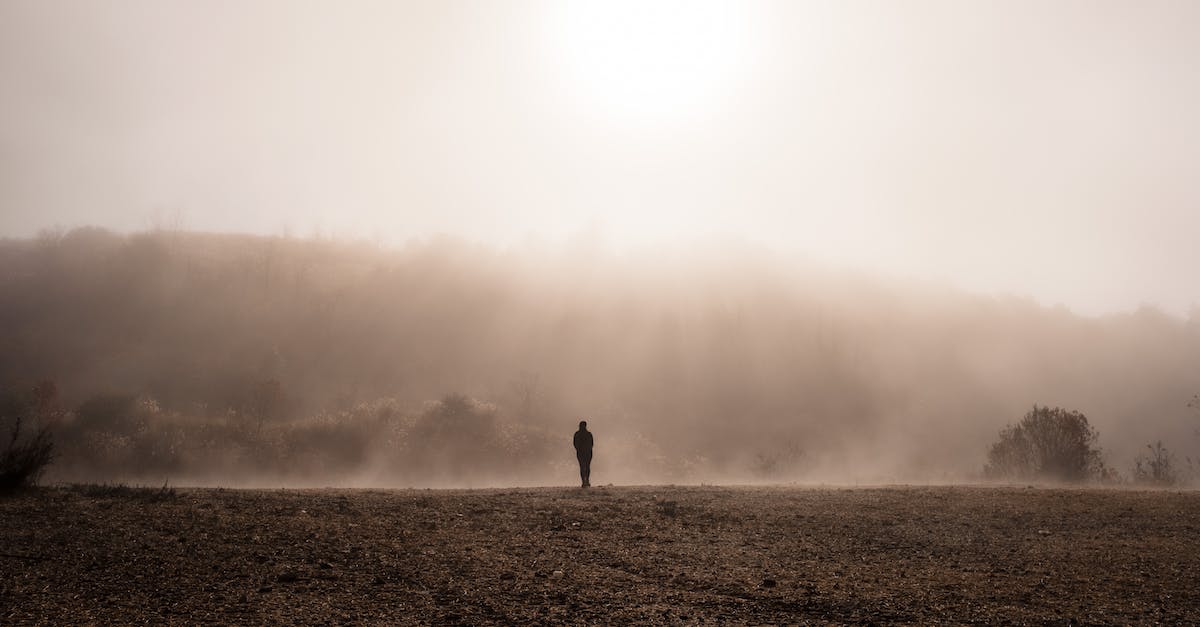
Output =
[{"x1": 551, "y1": 570, "x2": 564, "y2": 579}]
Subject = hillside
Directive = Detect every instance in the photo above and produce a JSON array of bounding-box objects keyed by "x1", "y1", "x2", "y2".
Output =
[{"x1": 1, "y1": 228, "x2": 1198, "y2": 484}]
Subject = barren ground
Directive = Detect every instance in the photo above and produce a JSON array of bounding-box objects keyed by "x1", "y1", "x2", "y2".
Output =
[{"x1": 2, "y1": 484, "x2": 1198, "y2": 624}]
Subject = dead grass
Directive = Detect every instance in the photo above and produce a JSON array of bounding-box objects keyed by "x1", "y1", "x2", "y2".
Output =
[{"x1": 64, "y1": 481, "x2": 178, "y2": 502}]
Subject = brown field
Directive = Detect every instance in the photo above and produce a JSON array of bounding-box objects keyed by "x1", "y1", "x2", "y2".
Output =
[{"x1": 2, "y1": 484, "x2": 1198, "y2": 624}]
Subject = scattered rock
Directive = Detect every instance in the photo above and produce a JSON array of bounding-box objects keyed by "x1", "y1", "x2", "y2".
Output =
[{"x1": 551, "y1": 570, "x2": 565, "y2": 579}]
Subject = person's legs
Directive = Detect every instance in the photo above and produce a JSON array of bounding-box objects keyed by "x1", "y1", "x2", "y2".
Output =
[{"x1": 573, "y1": 451, "x2": 588, "y2": 485}]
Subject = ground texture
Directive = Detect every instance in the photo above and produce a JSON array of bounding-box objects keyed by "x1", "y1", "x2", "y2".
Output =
[{"x1": 1, "y1": 484, "x2": 1198, "y2": 624}]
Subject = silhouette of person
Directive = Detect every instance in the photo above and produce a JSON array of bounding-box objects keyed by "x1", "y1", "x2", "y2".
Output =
[{"x1": 573, "y1": 420, "x2": 593, "y2": 487}]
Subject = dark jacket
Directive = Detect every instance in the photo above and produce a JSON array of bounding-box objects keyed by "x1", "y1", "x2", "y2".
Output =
[{"x1": 573, "y1": 430, "x2": 593, "y2": 456}]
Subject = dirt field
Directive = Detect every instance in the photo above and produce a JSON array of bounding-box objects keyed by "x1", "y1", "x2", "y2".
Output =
[{"x1": 2, "y1": 484, "x2": 1197, "y2": 624}]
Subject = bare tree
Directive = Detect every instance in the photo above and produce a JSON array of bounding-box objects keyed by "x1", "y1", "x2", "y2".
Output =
[
  {"x1": 509, "y1": 371, "x2": 541, "y2": 421},
  {"x1": 1133, "y1": 441, "x2": 1178, "y2": 486}
]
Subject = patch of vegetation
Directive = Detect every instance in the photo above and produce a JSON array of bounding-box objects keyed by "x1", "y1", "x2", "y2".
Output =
[
  {"x1": 47, "y1": 390, "x2": 557, "y2": 485},
  {"x1": 1, "y1": 383, "x2": 58, "y2": 493},
  {"x1": 67, "y1": 481, "x2": 177, "y2": 502},
  {"x1": 750, "y1": 440, "x2": 805, "y2": 480},
  {"x1": 1132, "y1": 441, "x2": 1186, "y2": 487},
  {"x1": 984, "y1": 405, "x2": 1108, "y2": 483}
]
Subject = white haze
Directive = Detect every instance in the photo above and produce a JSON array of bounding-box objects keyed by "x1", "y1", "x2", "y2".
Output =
[{"x1": 1, "y1": 1, "x2": 1200, "y2": 316}]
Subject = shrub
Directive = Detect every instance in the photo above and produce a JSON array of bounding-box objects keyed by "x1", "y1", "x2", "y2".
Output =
[
  {"x1": 1133, "y1": 441, "x2": 1179, "y2": 486},
  {"x1": 281, "y1": 409, "x2": 380, "y2": 474},
  {"x1": 56, "y1": 394, "x2": 180, "y2": 476},
  {"x1": 984, "y1": 405, "x2": 1106, "y2": 482},
  {"x1": 0, "y1": 388, "x2": 57, "y2": 491},
  {"x1": 409, "y1": 394, "x2": 498, "y2": 452},
  {"x1": 750, "y1": 439, "x2": 805, "y2": 479}
]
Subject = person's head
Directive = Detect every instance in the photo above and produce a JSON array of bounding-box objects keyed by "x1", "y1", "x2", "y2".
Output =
[{"x1": 578, "y1": 420, "x2": 587, "y2": 431}]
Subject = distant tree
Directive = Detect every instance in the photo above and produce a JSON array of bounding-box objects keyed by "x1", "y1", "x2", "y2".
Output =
[
  {"x1": 509, "y1": 371, "x2": 541, "y2": 421},
  {"x1": 984, "y1": 405, "x2": 1107, "y2": 482},
  {"x1": 247, "y1": 378, "x2": 283, "y2": 433},
  {"x1": 1132, "y1": 441, "x2": 1179, "y2": 486},
  {"x1": 30, "y1": 380, "x2": 67, "y2": 427}
]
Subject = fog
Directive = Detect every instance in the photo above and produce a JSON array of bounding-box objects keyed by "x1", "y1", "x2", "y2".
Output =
[
  {"x1": 2, "y1": 1, "x2": 1199, "y2": 486},
  {"x1": 2, "y1": 229, "x2": 1197, "y2": 487},
  {"x1": 3, "y1": 1, "x2": 1200, "y2": 315}
]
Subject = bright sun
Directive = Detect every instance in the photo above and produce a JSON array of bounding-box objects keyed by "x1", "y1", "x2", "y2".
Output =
[{"x1": 553, "y1": 1, "x2": 752, "y2": 126}]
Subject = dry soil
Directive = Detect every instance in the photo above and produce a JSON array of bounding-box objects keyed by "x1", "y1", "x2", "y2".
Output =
[{"x1": 2, "y1": 484, "x2": 1198, "y2": 624}]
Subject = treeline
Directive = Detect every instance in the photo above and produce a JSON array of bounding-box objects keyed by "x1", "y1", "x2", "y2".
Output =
[
  {"x1": 1, "y1": 383, "x2": 558, "y2": 486},
  {"x1": 1, "y1": 228, "x2": 1198, "y2": 484}
]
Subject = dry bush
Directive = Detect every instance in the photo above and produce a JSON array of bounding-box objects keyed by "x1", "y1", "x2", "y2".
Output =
[
  {"x1": 750, "y1": 439, "x2": 805, "y2": 480},
  {"x1": 1133, "y1": 441, "x2": 1181, "y2": 486},
  {"x1": 984, "y1": 405, "x2": 1107, "y2": 483},
  {"x1": 1, "y1": 421, "x2": 55, "y2": 491},
  {"x1": 277, "y1": 401, "x2": 397, "y2": 475},
  {"x1": 397, "y1": 393, "x2": 555, "y2": 482},
  {"x1": 0, "y1": 389, "x2": 56, "y2": 491}
]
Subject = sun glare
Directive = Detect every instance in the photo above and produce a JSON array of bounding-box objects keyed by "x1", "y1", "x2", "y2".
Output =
[{"x1": 553, "y1": 1, "x2": 752, "y2": 126}]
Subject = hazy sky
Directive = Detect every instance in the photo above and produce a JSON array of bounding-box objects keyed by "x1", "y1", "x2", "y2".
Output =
[{"x1": 2, "y1": 0, "x2": 1198, "y2": 315}]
